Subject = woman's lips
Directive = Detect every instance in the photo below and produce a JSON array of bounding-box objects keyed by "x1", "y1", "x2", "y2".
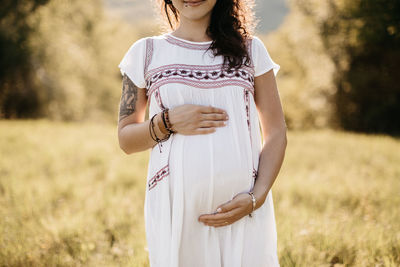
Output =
[{"x1": 184, "y1": 0, "x2": 205, "y2": 7}]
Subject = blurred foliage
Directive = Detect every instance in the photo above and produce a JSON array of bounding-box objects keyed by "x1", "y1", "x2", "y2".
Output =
[
  {"x1": 318, "y1": 0, "x2": 400, "y2": 134},
  {"x1": 265, "y1": 5, "x2": 337, "y2": 130},
  {"x1": 269, "y1": 0, "x2": 400, "y2": 133},
  {"x1": 0, "y1": 0, "x2": 50, "y2": 118},
  {"x1": 0, "y1": 0, "x2": 156, "y2": 122}
]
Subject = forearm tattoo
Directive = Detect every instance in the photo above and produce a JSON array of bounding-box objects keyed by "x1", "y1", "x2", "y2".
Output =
[{"x1": 119, "y1": 74, "x2": 138, "y2": 122}]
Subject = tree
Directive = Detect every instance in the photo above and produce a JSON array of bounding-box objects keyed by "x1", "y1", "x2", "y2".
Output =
[
  {"x1": 305, "y1": 0, "x2": 400, "y2": 134},
  {"x1": 0, "y1": 0, "x2": 51, "y2": 118}
]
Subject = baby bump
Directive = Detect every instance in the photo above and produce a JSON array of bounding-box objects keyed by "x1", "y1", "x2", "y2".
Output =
[{"x1": 169, "y1": 127, "x2": 253, "y2": 213}]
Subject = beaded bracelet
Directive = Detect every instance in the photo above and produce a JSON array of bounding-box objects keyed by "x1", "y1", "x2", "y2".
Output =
[
  {"x1": 161, "y1": 108, "x2": 176, "y2": 134},
  {"x1": 165, "y1": 109, "x2": 176, "y2": 133},
  {"x1": 247, "y1": 191, "x2": 256, "y2": 217}
]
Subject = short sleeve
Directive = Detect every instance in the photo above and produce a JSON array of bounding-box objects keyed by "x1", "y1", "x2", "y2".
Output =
[
  {"x1": 252, "y1": 36, "x2": 280, "y2": 77},
  {"x1": 118, "y1": 37, "x2": 147, "y2": 89}
]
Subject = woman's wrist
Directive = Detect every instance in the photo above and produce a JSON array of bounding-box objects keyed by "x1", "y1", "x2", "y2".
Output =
[
  {"x1": 162, "y1": 108, "x2": 176, "y2": 134},
  {"x1": 252, "y1": 186, "x2": 267, "y2": 210},
  {"x1": 155, "y1": 113, "x2": 170, "y2": 138},
  {"x1": 156, "y1": 112, "x2": 169, "y2": 135}
]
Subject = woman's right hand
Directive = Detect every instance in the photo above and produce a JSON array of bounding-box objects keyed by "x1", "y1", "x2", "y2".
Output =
[{"x1": 168, "y1": 104, "x2": 229, "y2": 135}]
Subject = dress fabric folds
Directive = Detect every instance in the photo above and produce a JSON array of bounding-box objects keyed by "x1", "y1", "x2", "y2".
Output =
[{"x1": 118, "y1": 32, "x2": 281, "y2": 267}]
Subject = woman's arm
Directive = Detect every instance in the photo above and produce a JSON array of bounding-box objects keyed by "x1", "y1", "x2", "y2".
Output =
[
  {"x1": 251, "y1": 69, "x2": 287, "y2": 208},
  {"x1": 198, "y1": 69, "x2": 287, "y2": 227},
  {"x1": 118, "y1": 74, "x2": 168, "y2": 154}
]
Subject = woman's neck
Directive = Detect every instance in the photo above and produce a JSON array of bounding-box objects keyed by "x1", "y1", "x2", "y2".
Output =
[{"x1": 173, "y1": 17, "x2": 212, "y2": 42}]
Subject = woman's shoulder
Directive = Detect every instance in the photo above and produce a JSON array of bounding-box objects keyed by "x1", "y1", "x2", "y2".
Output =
[
  {"x1": 124, "y1": 37, "x2": 148, "y2": 55},
  {"x1": 245, "y1": 34, "x2": 265, "y2": 47},
  {"x1": 123, "y1": 34, "x2": 162, "y2": 58},
  {"x1": 244, "y1": 34, "x2": 273, "y2": 58}
]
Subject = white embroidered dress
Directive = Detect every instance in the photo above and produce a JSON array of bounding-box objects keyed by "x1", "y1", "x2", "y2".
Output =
[{"x1": 118, "y1": 32, "x2": 280, "y2": 267}]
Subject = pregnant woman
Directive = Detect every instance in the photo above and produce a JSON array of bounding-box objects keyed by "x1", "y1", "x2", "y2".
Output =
[{"x1": 117, "y1": 0, "x2": 287, "y2": 266}]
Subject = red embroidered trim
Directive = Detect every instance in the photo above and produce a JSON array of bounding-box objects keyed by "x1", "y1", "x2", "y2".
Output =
[
  {"x1": 145, "y1": 63, "x2": 254, "y2": 81},
  {"x1": 246, "y1": 38, "x2": 258, "y2": 181},
  {"x1": 148, "y1": 164, "x2": 169, "y2": 190},
  {"x1": 144, "y1": 38, "x2": 153, "y2": 75},
  {"x1": 146, "y1": 66, "x2": 254, "y2": 97},
  {"x1": 165, "y1": 34, "x2": 212, "y2": 50},
  {"x1": 244, "y1": 89, "x2": 251, "y2": 133},
  {"x1": 147, "y1": 78, "x2": 254, "y2": 99},
  {"x1": 248, "y1": 38, "x2": 253, "y2": 67},
  {"x1": 145, "y1": 63, "x2": 254, "y2": 108},
  {"x1": 244, "y1": 88, "x2": 257, "y2": 181},
  {"x1": 144, "y1": 38, "x2": 154, "y2": 107},
  {"x1": 253, "y1": 168, "x2": 258, "y2": 181},
  {"x1": 154, "y1": 87, "x2": 166, "y2": 110}
]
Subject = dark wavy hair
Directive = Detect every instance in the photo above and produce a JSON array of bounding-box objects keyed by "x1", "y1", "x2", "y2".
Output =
[{"x1": 154, "y1": 0, "x2": 258, "y2": 71}]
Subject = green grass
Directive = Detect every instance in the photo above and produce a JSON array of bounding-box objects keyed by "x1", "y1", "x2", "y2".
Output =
[{"x1": 0, "y1": 120, "x2": 399, "y2": 266}]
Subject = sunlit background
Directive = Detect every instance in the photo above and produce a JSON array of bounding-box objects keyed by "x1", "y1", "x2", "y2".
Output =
[{"x1": 1, "y1": 0, "x2": 399, "y2": 266}]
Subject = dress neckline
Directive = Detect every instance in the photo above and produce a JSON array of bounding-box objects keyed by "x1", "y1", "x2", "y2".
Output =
[{"x1": 164, "y1": 32, "x2": 212, "y2": 50}]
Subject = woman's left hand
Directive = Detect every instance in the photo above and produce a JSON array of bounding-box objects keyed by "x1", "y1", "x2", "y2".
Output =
[{"x1": 198, "y1": 192, "x2": 253, "y2": 227}]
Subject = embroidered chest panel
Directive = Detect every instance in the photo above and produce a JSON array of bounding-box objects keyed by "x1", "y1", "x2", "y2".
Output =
[{"x1": 145, "y1": 63, "x2": 255, "y2": 97}]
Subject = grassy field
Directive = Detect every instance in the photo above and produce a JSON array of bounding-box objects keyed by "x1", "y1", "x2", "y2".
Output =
[{"x1": 0, "y1": 120, "x2": 399, "y2": 266}]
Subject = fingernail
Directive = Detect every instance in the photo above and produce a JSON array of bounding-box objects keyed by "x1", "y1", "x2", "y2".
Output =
[{"x1": 216, "y1": 207, "x2": 221, "y2": 213}]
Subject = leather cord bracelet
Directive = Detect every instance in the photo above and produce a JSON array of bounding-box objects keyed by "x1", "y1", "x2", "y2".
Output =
[
  {"x1": 149, "y1": 113, "x2": 170, "y2": 153},
  {"x1": 149, "y1": 114, "x2": 158, "y2": 142}
]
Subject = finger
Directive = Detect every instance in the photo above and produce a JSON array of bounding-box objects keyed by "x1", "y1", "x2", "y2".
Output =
[
  {"x1": 216, "y1": 199, "x2": 237, "y2": 213},
  {"x1": 201, "y1": 203, "x2": 245, "y2": 223},
  {"x1": 204, "y1": 212, "x2": 248, "y2": 225},
  {"x1": 201, "y1": 113, "x2": 228, "y2": 121},
  {"x1": 203, "y1": 212, "x2": 242, "y2": 226},
  {"x1": 198, "y1": 199, "x2": 239, "y2": 221},
  {"x1": 200, "y1": 105, "x2": 226, "y2": 114},
  {"x1": 202, "y1": 213, "x2": 242, "y2": 224},
  {"x1": 198, "y1": 120, "x2": 226, "y2": 128},
  {"x1": 214, "y1": 223, "x2": 231, "y2": 227},
  {"x1": 199, "y1": 209, "x2": 239, "y2": 223}
]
